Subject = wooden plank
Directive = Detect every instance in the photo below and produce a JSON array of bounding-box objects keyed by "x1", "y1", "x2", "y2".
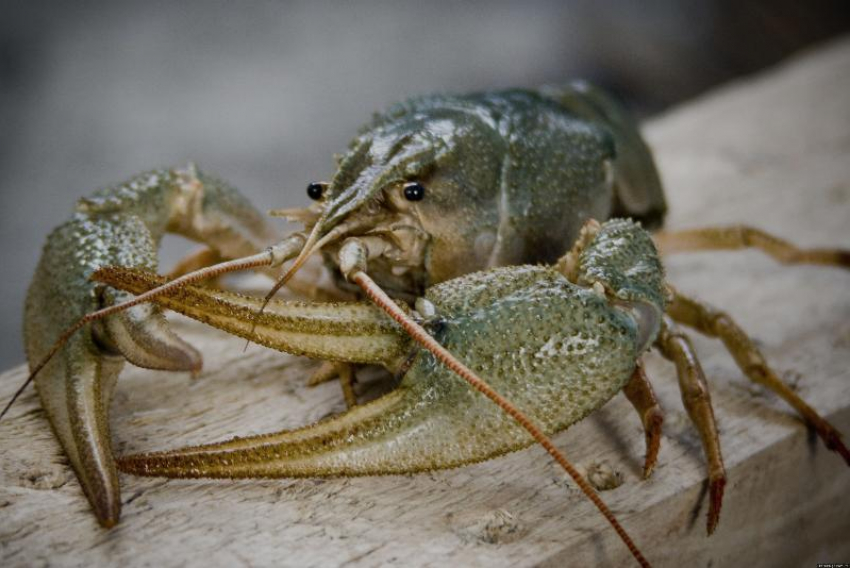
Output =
[{"x1": 2, "y1": 38, "x2": 850, "y2": 568}]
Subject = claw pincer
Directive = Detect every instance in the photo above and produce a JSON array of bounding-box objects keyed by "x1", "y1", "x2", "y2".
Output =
[
  {"x1": 24, "y1": 167, "x2": 275, "y2": 526},
  {"x1": 110, "y1": 220, "x2": 664, "y2": 480}
]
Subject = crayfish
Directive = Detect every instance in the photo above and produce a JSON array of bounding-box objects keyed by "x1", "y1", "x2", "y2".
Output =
[{"x1": 10, "y1": 82, "x2": 850, "y2": 567}]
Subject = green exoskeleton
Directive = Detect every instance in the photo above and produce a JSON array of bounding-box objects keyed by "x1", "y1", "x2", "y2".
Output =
[
  {"x1": 287, "y1": 82, "x2": 666, "y2": 300},
  {"x1": 15, "y1": 82, "x2": 850, "y2": 566}
]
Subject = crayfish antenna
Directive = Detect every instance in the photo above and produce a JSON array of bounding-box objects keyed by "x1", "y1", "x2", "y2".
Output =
[
  {"x1": 349, "y1": 270, "x2": 651, "y2": 568},
  {"x1": 243, "y1": 223, "x2": 326, "y2": 351},
  {"x1": 245, "y1": 219, "x2": 366, "y2": 350},
  {"x1": 0, "y1": 373, "x2": 34, "y2": 421},
  {"x1": 1, "y1": 250, "x2": 280, "y2": 422}
]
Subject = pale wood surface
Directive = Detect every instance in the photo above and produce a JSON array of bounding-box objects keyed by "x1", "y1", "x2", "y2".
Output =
[{"x1": 2, "y1": 38, "x2": 850, "y2": 568}]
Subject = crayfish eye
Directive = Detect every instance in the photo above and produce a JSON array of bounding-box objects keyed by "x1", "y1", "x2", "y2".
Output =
[
  {"x1": 403, "y1": 182, "x2": 426, "y2": 201},
  {"x1": 306, "y1": 182, "x2": 327, "y2": 201}
]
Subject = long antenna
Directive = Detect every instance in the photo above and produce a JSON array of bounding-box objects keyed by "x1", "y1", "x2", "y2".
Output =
[{"x1": 350, "y1": 270, "x2": 650, "y2": 567}]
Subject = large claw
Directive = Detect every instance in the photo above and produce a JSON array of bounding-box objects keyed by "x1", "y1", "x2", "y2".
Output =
[
  {"x1": 25, "y1": 215, "x2": 202, "y2": 526},
  {"x1": 92, "y1": 268, "x2": 413, "y2": 369},
  {"x1": 23, "y1": 167, "x2": 276, "y2": 526},
  {"x1": 98, "y1": 223, "x2": 663, "y2": 568},
  {"x1": 100, "y1": 264, "x2": 650, "y2": 480}
]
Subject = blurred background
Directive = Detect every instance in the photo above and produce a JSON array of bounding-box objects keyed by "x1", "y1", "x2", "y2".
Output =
[{"x1": 1, "y1": 0, "x2": 848, "y2": 369}]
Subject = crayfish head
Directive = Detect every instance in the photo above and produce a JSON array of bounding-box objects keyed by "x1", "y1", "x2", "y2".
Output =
[{"x1": 284, "y1": 105, "x2": 505, "y2": 299}]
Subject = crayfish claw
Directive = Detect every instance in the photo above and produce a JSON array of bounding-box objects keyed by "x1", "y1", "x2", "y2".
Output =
[
  {"x1": 116, "y1": 388, "x2": 412, "y2": 478},
  {"x1": 20, "y1": 166, "x2": 286, "y2": 527},
  {"x1": 33, "y1": 331, "x2": 124, "y2": 527},
  {"x1": 95, "y1": 289, "x2": 202, "y2": 373}
]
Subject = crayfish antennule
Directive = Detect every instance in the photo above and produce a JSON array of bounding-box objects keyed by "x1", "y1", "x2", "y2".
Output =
[{"x1": 267, "y1": 207, "x2": 321, "y2": 225}]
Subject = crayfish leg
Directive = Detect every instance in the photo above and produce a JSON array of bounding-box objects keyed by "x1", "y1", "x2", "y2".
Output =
[
  {"x1": 307, "y1": 361, "x2": 359, "y2": 409},
  {"x1": 653, "y1": 225, "x2": 850, "y2": 269},
  {"x1": 667, "y1": 287, "x2": 850, "y2": 466},
  {"x1": 656, "y1": 315, "x2": 726, "y2": 535},
  {"x1": 623, "y1": 363, "x2": 664, "y2": 479},
  {"x1": 306, "y1": 360, "x2": 340, "y2": 386}
]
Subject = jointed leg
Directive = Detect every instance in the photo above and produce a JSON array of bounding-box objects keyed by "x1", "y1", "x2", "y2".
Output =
[
  {"x1": 19, "y1": 166, "x2": 283, "y2": 527},
  {"x1": 653, "y1": 225, "x2": 850, "y2": 268},
  {"x1": 168, "y1": 248, "x2": 227, "y2": 280},
  {"x1": 307, "y1": 361, "x2": 360, "y2": 408},
  {"x1": 656, "y1": 315, "x2": 726, "y2": 535},
  {"x1": 623, "y1": 363, "x2": 664, "y2": 479},
  {"x1": 307, "y1": 361, "x2": 339, "y2": 386},
  {"x1": 667, "y1": 287, "x2": 850, "y2": 465},
  {"x1": 336, "y1": 364, "x2": 358, "y2": 409}
]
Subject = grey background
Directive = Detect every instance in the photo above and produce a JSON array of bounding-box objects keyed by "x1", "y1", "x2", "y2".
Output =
[{"x1": 1, "y1": 0, "x2": 847, "y2": 370}]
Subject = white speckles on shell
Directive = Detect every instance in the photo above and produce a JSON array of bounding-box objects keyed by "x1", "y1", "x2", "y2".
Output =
[
  {"x1": 535, "y1": 334, "x2": 600, "y2": 359},
  {"x1": 115, "y1": 221, "x2": 659, "y2": 480},
  {"x1": 577, "y1": 218, "x2": 666, "y2": 309},
  {"x1": 136, "y1": 256, "x2": 647, "y2": 479},
  {"x1": 368, "y1": 261, "x2": 642, "y2": 469}
]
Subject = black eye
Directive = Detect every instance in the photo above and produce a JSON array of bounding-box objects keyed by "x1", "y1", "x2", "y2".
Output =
[
  {"x1": 306, "y1": 182, "x2": 326, "y2": 201},
  {"x1": 403, "y1": 182, "x2": 425, "y2": 201}
]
